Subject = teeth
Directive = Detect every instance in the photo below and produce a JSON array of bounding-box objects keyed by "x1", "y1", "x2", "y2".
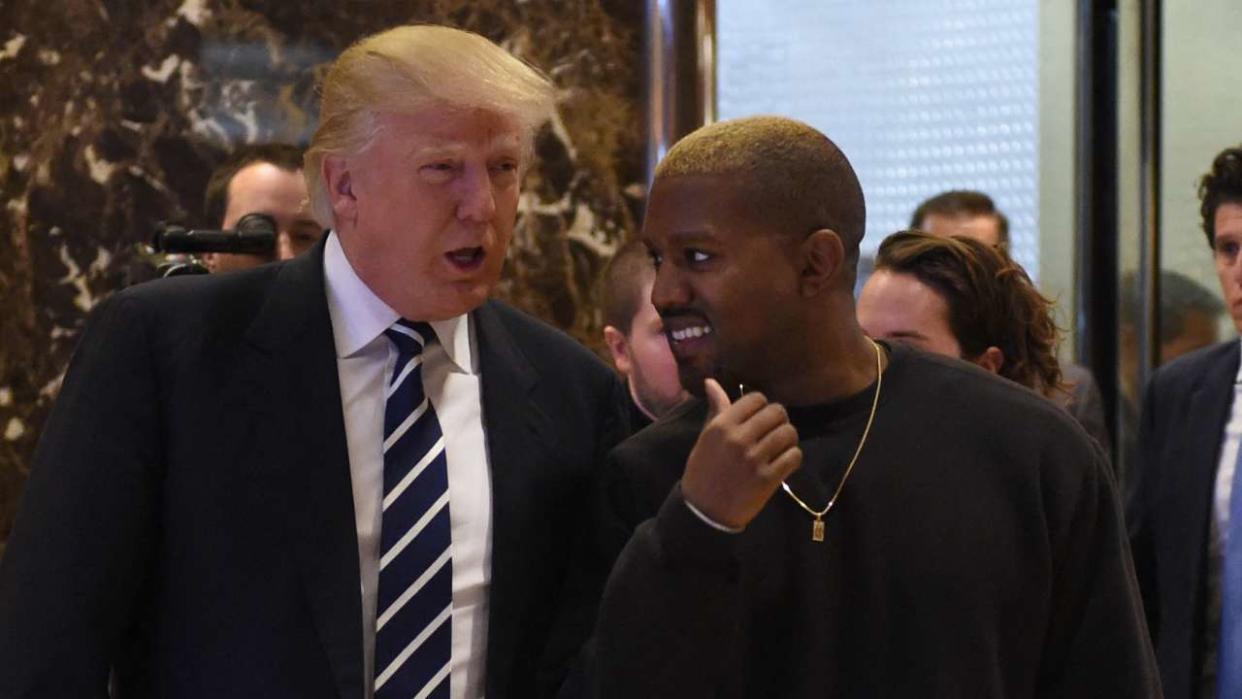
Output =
[{"x1": 670, "y1": 326, "x2": 712, "y2": 341}]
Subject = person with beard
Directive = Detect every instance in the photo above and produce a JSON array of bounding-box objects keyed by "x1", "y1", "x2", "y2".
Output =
[
  {"x1": 600, "y1": 239, "x2": 690, "y2": 429},
  {"x1": 585, "y1": 116, "x2": 1158, "y2": 697}
]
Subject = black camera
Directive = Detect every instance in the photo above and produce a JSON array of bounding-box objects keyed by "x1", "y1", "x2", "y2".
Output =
[{"x1": 148, "y1": 213, "x2": 278, "y2": 277}]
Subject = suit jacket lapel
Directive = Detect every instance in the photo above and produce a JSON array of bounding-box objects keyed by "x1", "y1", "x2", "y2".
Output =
[
  {"x1": 1183, "y1": 344, "x2": 1238, "y2": 521},
  {"x1": 472, "y1": 301, "x2": 549, "y2": 696},
  {"x1": 237, "y1": 242, "x2": 364, "y2": 699}
]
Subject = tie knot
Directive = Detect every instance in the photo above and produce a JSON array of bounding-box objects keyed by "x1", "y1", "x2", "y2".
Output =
[{"x1": 385, "y1": 319, "x2": 435, "y2": 357}]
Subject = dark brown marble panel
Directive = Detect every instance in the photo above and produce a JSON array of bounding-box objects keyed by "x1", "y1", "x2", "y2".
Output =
[{"x1": 0, "y1": 0, "x2": 643, "y2": 544}]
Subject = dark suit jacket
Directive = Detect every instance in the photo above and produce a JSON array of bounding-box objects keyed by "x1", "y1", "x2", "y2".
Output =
[
  {"x1": 1129, "y1": 339, "x2": 1239, "y2": 699},
  {"x1": 0, "y1": 241, "x2": 628, "y2": 698}
]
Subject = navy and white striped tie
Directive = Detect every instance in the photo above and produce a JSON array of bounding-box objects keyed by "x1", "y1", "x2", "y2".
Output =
[{"x1": 375, "y1": 319, "x2": 452, "y2": 699}]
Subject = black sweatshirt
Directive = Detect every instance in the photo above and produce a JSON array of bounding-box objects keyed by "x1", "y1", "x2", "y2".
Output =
[{"x1": 591, "y1": 342, "x2": 1160, "y2": 698}]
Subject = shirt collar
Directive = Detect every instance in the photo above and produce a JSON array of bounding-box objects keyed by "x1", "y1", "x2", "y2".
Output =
[{"x1": 323, "y1": 231, "x2": 474, "y2": 373}]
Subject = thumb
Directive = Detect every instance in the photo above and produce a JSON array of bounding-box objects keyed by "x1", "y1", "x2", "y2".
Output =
[{"x1": 703, "y1": 378, "x2": 732, "y2": 419}]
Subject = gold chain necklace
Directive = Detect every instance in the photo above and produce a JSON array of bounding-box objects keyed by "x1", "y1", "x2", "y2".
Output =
[{"x1": 780, "y1": 338, "x2": 883, "y2": 542}]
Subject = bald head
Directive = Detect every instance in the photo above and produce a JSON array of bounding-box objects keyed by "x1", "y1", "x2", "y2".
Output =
[{"x1": 654, "y1": 116, "x2": 867, "y2": 272}]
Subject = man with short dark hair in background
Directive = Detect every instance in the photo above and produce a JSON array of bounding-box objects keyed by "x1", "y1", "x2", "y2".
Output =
[
  {"x1": 0, "y1": 25, "x2": 627, "y2": 698},
  {"x1": 599, "y1": 239, "x2": 689, "y2": 429},
  {"x1": 1117, "y1": 269, "x2": 1223, "y2": 472},
  {"x1": 1120, "y1": 269, "x2": 1224, "y2": 379},
  {"x1": 910, "y1": 188, "x2": 1010, "y2": 248},
  {"x1": 1154, "y1": 273, "x2": 1226, "y2": 361},
  {"x1": 911, "y1": 189, "x2": 1111, "y2": 460},
  {"x1": 1129, "y1": 144, "x2": 1242, "y2": 699},
  {"x1": 201, "y1": 142, "x2": 324, "y2": 273}
]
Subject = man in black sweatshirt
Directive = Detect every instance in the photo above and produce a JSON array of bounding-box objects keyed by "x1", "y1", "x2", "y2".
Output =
[{"x1": 587, "y1": 115, "x2": 1160, "y2": 698}]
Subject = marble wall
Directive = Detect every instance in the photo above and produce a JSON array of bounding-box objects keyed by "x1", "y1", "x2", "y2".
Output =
[{"x1": 0, "y1": 0, "x2": 645, "y2": 544}]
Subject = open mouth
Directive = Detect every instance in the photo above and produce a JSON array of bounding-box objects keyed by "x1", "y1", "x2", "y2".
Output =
[
  {"x1": 445, "y1": 247, "x2": 485, "y2": 272},
  {"x1": 668, "y1": 324, "x2": 713, "y2": 342},
  {"x1": 663, "y1": 316, "x2": 715, "y2": 359}
]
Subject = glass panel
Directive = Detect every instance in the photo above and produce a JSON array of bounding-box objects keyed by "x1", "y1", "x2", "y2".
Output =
[
  {"x1": 1115, "y1": 0, "x2": 1242, "y2": 475},
  {"x1": 717, "y1": 0, "x2": 1043, "y2": 280},
  {"x1": 1158, "y1": 0, "x2": 1241, "y2": 355},
  {"x1": 1115, "y1": 0, "x2": 1144, "y2": 475}
]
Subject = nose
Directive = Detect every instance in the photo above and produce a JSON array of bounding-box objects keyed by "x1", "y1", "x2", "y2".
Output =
[
  {"x1": 276, "y1": 232, "x2": 295, "y2": 261},
  {"x1": 651, "y1": 258, "x2": 689, "y2": 311},
  {"x1": 456, "y1": 166, "x2": 497, "y2": 223}
]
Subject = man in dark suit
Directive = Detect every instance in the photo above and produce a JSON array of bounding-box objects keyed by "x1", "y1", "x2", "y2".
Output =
[
  {"x1": 1129, "y1": 144, "x2": 1242, "y2": 699},
  {"x1": 0, "y1": 25, "x2": 626, "y2": 699}
]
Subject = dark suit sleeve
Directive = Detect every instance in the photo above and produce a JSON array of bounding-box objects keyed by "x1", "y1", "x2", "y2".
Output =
[
  {"x1": 1037, "y1": 438, "x2": 1161, "y2": 697},
  {"x1": 539, "y1": 374, "x2": 633, "y2": 697},
  {"x1": 592, "y1": 483, "x2": 745, "y2": 699},
  {"x1": 0, "y1": 294, "x2": 162, "y2": 696}
]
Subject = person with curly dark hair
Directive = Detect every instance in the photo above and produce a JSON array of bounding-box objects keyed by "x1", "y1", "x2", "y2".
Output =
[
  {"x1": 858, "y1": 230, "x2": 1062, "y2": 395},
  {"x1": 857, "y1": 230, "x2": 1118, "y2": 454},
  {"x1": 905, "y1": 191, "x2": 1110, "y2": 455},
  {"x1": 1129, "y1": 143, "x2": 1242, "y2": 699}
]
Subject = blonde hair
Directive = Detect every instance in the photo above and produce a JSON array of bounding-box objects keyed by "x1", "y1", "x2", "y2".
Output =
[
  {"x1": 655, "y1": 116, "x2": 866, "y2": 279},
  {"x1": 304, "y1": 25, "x2": 556, "y2": 226}
]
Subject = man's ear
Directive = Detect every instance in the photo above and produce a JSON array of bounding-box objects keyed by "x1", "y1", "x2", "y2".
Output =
[
  {"x1": 603, "y1": 325, "x2": 633, "y2": 375},
  {"x1": 799, "y1": 228, "x2": 845, "y2": 297},
  {"x1": 972, "y1": 346, "x2": 1005, "y2": 375},
  {"x1": 322, "y1": 155, "x2": 357, "y2": 225}
]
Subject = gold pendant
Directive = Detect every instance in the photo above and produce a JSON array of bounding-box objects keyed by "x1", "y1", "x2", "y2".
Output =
[{"x1": 812, "y1": 517, "x2": 825, "y2": 542}]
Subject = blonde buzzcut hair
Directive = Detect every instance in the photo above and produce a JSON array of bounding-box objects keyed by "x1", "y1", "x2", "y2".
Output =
[
  {"x1": 304, "y1": 25, "x2": 556, "y2": 226},
  {"x1": 655, "y1": 116, "x2": 866, "y2": 278}
]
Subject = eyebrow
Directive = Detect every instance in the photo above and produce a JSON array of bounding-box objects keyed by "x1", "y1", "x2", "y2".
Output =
[
  {"x1": 885, "y1": 330, "x2": 929, "y2": 341},
  {"x1": 663, "y1": 229, "x2": 716, "y2": 244},
  {"x1": 407, "y1": 133, "x2": 521, "y2": 157},
  {"x1": 407, "y1": 143, "x2": 466, "y2": 159}
]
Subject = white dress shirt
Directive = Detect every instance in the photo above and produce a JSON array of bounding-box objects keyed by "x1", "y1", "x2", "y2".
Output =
[
  {"x1": 1202, "y1": 340, "x2": 1242, "y2": 695},
  {"x1": 323, "y1": 232, "x2": 492, "y2": 699}
]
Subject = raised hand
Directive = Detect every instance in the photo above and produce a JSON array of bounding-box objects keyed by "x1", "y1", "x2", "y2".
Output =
[{"x1": 681, "y1": 378, "x2": 802, "y2": 530}]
